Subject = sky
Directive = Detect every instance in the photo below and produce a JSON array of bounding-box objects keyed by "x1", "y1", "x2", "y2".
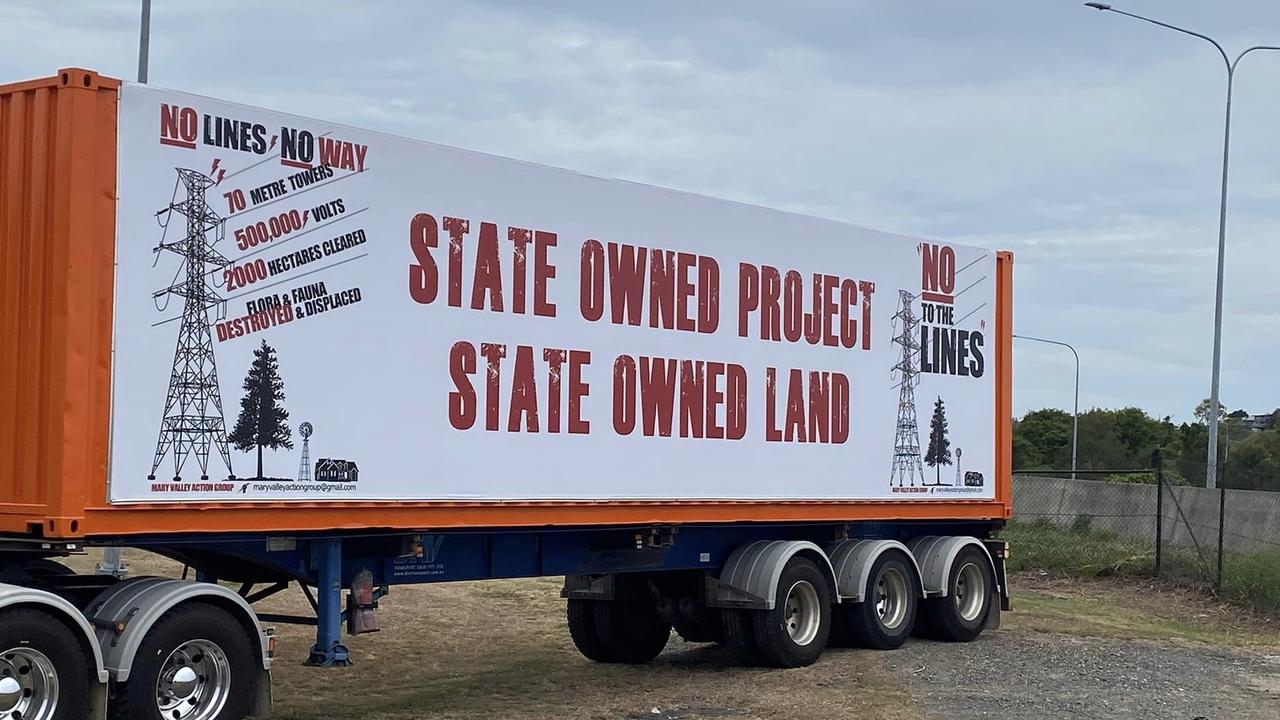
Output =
[{"x1": 5, "y1": 0, "x2": 1280, "y2": 422}]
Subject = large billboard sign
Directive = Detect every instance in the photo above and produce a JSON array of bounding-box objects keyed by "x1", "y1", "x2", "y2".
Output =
[{"x1": 110, "y1": 83, "x2": 997, "y2": 502}]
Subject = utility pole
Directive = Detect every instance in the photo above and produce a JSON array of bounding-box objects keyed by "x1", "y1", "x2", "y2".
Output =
[{"x1": 137, "y1": 0, "x2": 151, "y2": 83}]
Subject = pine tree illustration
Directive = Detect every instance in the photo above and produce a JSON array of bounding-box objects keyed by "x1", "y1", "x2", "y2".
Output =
[
  {"x1": 228, "y1": 340, "x2": 293, "y2": 479},
  {"x1": 924, "y1": 395, "x2": 952, "y2": 486}
]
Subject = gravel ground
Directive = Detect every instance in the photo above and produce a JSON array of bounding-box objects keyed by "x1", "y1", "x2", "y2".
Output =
[{"x1": 892, "y1": 631, "x2": 1280, "y2": 720}]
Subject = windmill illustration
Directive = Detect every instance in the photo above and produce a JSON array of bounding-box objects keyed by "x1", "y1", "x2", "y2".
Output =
[{"x1": 297, "y1": 422, "x2": 314, "y2": 482}]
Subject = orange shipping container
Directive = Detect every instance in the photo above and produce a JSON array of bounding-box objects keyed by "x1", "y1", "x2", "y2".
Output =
[{"x1": 0, "y1": 69, "x2": 1013, "y2": 540}]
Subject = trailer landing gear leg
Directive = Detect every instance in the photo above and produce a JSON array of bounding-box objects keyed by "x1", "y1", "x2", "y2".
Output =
[{"x1": 306, "y1": 538, "x2": 351, "y2": 667}]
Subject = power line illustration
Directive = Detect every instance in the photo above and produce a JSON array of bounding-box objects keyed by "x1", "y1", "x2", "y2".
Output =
[
  {"x1": 889, "y1": 289, "x2": 926, "y2": 487},
  {"x1": 298, "y1": 422, "x2": 314, "y2": 482},
  {"x1": 147, "y1": 168, "x2": 235, "y2": 481}
]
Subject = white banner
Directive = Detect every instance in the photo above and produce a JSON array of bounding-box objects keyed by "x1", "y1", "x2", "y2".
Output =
[{"x1": 109, "y1": 83, "x2": 997, "y2": 502}]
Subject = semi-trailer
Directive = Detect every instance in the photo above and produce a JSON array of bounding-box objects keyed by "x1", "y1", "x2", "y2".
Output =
[{"x1": 0, "y1": 68, "x2": 1013, "y2": 720}]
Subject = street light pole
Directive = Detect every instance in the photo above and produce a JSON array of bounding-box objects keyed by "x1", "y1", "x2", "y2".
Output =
[
  {"x1": 1014, "y1": 334, "x2": 1079, "y2": 481},
  {"x1": 137, "y1": 0, "x2": 151, "y2": 83},
  {"x1": 1084, "y1": 2, "x2": 1280, "y2": 489}
]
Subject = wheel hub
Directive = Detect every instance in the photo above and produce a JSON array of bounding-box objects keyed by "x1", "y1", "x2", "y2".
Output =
[
  {"x1": 873, "y1": 566, "x2": 909, "y2": 630},
  {"x1": 155, "y1": 639, "x2": 231, "y2": 720},
  {"x1": 782, "y1": 580, "x2": 821, "y2": 646},
  {"x1": 954, "y1": 561, "x2": 987, "y2": 622},
  {"x1": 0, "y1": 647, "x2": 59, "y2": 720}
]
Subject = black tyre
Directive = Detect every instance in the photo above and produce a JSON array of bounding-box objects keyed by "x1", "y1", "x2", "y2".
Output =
[
  {"x1": 672, "y1": 611, "x2": 723, "y2": 644},
  {"x1": 566, "y1": 599, "x2": 613, "y2": 662},
  {"x1": 750, "y1": 557, "x2": 832, "y2": 668},
  {"x1": 113, "y1": 603, "x2": 256, "y2": 720},
  {"x1": 0, "y1": 609, "x2": 93, "y2": 720},
  {"x1": 839, "y1": 551, "x2": 918, "y2": 650},
  {"x1": 921, "y1": 546, "x2": 994, "y2": 643},
  {"x1": 593, "y1": 593, "x2": 671, "y2": 664},
  {"x1": 720, "y1": 609, "x2": 763, "y2": 665}
]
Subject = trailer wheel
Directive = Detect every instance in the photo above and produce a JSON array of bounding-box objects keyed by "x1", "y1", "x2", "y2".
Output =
[
  {"x1": 750, "y1": 556, "x2": 831, "y2": 668},
  {"x1": 720, "y1": 609, "x2": 764, "y2": 664},
  {"x1": 838, "y1": 550, "x2": 918, "y2": 650},
  {"x1": 672, "y1": 613, "x2": 723, "y2": 644},
  {"x1": 921, "y1": 546, "x2": 994, "y2": 643},
  {"x1": 566, "y1": 599, "x2": 613, "y2": 662},
  {"x1": 113, "y1": 603, "x2": 255, "y2": 720},
  {"x1": 0, "y1": 608, "x2": 92, "y2": 720},
  {"x1": 592, "y1": 594, "x2": 671, "y2": 664}
]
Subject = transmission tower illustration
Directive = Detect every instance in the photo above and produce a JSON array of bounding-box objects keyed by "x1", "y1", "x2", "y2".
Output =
[
  {"x1": 889, "y1": 289, "x2": 926, "y2": 487},
  {"x1": 148, "y1": 168, "x2": 235, "y2": 481},
  {"x1": 297, "y1": 422, "x2": 314, "y2": 482}
]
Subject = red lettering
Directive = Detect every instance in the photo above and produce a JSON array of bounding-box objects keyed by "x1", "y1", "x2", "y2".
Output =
[
  {"x1": 761, "y1": 266, "x2": 782, "y2": 341},
  {"x1": 534, "y1": 230, "x2": 557, "y2": 317},
  {"x1": 509, "y1": 227, "x2": 531, "y2": 314},
  {"x1": 568, "y1": 350, "x2": 591, "y2": 434},
  {"x1": 479, "y1": 343, "x2": 506, "y2": 431},
  {"x1": 782, "y1": 270, "x2": 803, "y2": 343},
  {"x1": 639, "y1": 357, "x2": 677, "y2": 437},
  {"x1": 726, "y1": 364, "x2": 747, "y2": 440},
  {"x1": 442, "y1": 216, "x2": 469, "y2": 307},
  {"x1": 580, "y1": 239, "x2": 605, "y2": 321},
  {"x1": 612, "y1": 355, "x2": 636, "y2": 436},
  {"x1": 471, "y1": 222, "x2": 504, "y2": 312},
  {"x1": 738, "y1": 263, "x2": 759, "y2": 338},
  {"x1": 808, "y1": 371, "x2": 829, "y2": 443},
  {"x1": 822, "y1": 274, "x2": 839, "y2": 347},
  {"x1": 705, "y1": 361, "x2": 725, "y2": 439},
  {"x1": 832, "y1": 372, "x2": 850, "y2": 444},
  {"x1": 543, "y1": 348, "x2": 566, "y2": 433},
  {"x1": 784, "y1": 369, "x2": 806, "y2": 442},
  {"x1": 508, "y1": 344, "x2": 539, "y2": 432},
  {"x1": 765, "y1": 367, "x2": 782, "y2": 442},
  {"x1": 860, "y1": 281, "x2": 875, "y2": 350},
  {"x1": 839, "y1": 279, "x2": 857, "y2": 349},
  {"x1": 408, "y1": 213, "x2": 438, "y2": 304},
  {"x1": 650, "y1": 249, "x2": 675, "y2": 330},
  {"x1": 448, "y1": 341, "x2": 477, "y2": 430},
  {"x1": 676, "y1": 252, "x2": 696, "y2": 332},
  {"x1": 679, "y1": 360, "x2": 704, "y2": 438},
  {"x1": 697, "y1": 256, "x2": 720, "y2": 334},
  {"x1": 609, "y1": 242, "x2": 646, "y2": 326}
]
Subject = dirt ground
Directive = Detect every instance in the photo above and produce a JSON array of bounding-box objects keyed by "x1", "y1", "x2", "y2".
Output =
[{"x1": 68, "y1": 554, "x2": 1280, "y2": 720}]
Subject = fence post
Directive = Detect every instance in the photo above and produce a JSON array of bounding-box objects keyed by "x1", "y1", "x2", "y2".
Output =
[
  {"x1": 1217, "y1": 459, "x2": 1226, "y2": 592},
  {"x1": 1154, "y1": 450, "x2": 1163, "y2": 576}
]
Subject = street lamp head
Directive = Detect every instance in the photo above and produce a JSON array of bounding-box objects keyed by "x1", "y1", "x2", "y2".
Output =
[{"x1": 1084, "y1": 2, "x2": 1112, "y2": 10}]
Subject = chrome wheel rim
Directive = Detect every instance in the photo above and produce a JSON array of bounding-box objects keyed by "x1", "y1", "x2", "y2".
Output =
[
  {"x1": 155, "y1": 639, "x2": 231, "y2": 720},
  {"x1": 874, "y1": 566, "x2": 910, "y2": 630},
  {"x1": 783, "y1": 580, "x2": 821, "y2": 646},
  {"x1": 954, "y1": 562, "x2": 987, "y2": 623},
  {"x1": 0, "y1": 647, "x2": 59, "y2": 720}
]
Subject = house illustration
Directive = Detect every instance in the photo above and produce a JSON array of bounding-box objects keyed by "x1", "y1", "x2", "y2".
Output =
[{"x1": 315, "y1": 458, "x2": 359, "y2": 483}]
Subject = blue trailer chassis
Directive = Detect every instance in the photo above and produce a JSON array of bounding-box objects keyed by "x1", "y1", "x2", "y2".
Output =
[{"x1": 111, "y1": 519, "x2": 1002, "y2": 666}]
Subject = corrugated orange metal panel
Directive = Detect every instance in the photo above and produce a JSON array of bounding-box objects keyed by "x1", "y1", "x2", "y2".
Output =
[
  {"x1": 0, "y1": 69, "x2": 118, "y2": 538},
  {"x1": 0, "y1": 69, "x2": 1014, "y2": 540}
]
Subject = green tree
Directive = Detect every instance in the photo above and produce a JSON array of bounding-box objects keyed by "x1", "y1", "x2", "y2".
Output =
[
  {"x1": 1013, "y1": 408, "x2": 1072, "y2": 470},
  {"x1": 228, "y1": 340, "x2": 293, "y2": 479},
  {"x1": 924, "y1": 396, "x2": 952, "y2": 485}
]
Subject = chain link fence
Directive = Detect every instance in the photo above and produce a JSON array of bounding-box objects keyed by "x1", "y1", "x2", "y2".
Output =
[{"x1": 1006, "y1": 456, "x2": 1280, "y2": 613}]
